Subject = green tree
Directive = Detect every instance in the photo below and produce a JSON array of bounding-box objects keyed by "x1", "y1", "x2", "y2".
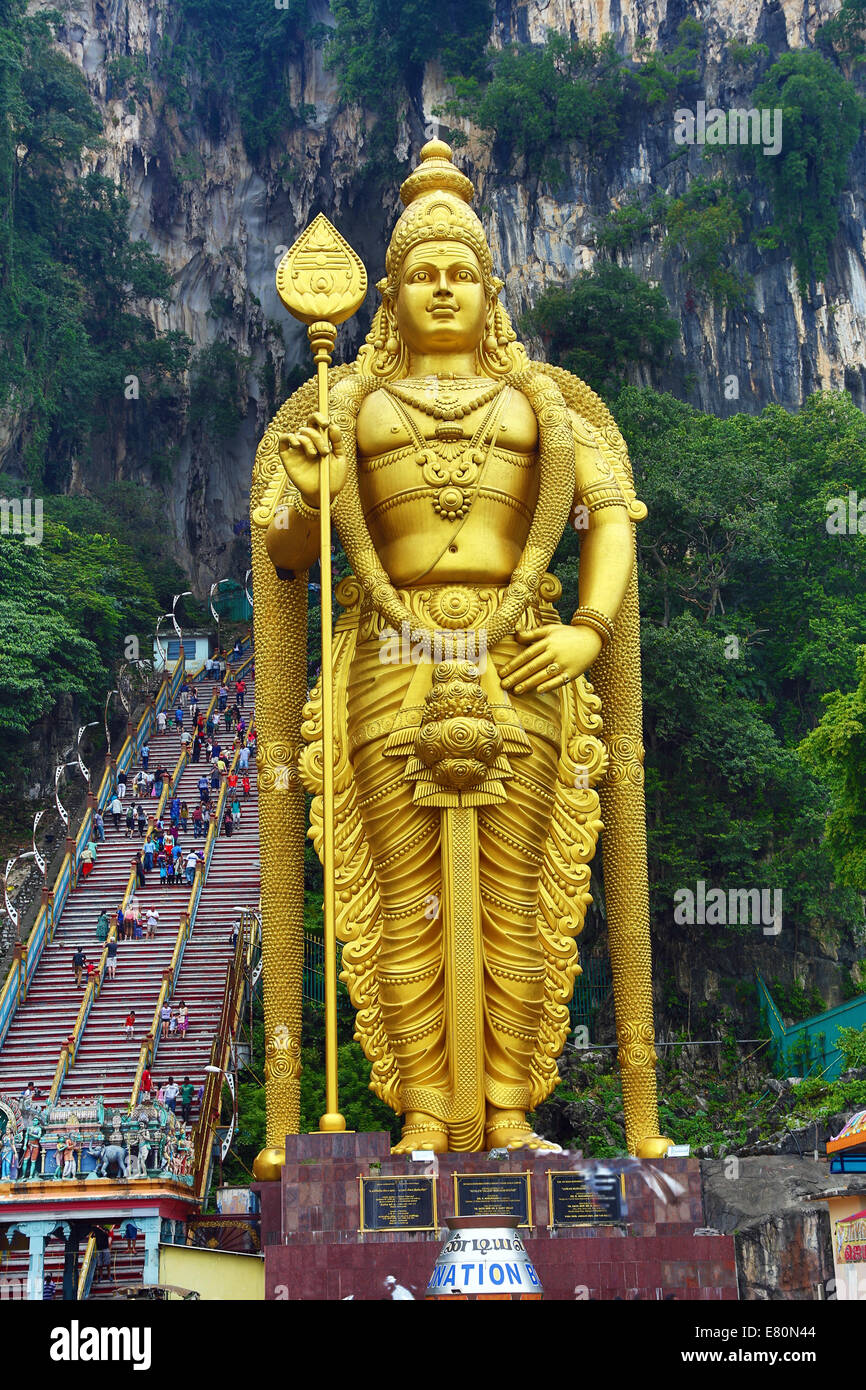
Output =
[
  {"x1": 552, "y1": 387, "x2": 866, "y2": 949},
  {"x1": 799, "y1": 647, "x2": 866, "y2": 890},
  {"x1": 160, "y1": 0, "x2": 313, "y2": 162},
  {"x1": 631, "y1": 18, "x2": 704, "y2": 106},
  {"x1": 189, "y1": 342, "x2": 252, "y2": 441},
  {"x1": 446, "y1": 32, "x2": 629, "y2": 177},
  {"x1": 327, "y1": 0, "x2": 492, "y2": 110},
  {"x1": 663, "y1": 178, "x2": 752, "y2": 307},
  {"x1": 522, "y1": 263, "x2": 680, "y2": 398},
  {"x1": 742, "y1": 51, "x2": 865, "y2": 294},
  {"x1": 0, "y1": 1, "x2": 187, "y2": 486}
]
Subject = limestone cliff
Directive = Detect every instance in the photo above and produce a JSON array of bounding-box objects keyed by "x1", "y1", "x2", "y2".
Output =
[{"x1": 34, "y1": 0, "x2": 865, "y2": 583}]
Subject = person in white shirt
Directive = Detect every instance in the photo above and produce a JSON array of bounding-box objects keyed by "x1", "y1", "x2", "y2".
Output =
[
  {"x1": 163, "y1": 1078, "x2": 180, "y2": 1113},
  {"x1": 109, "y1": 795, "x2": 122, "y2": 830},
  {"x1": 157, "y1": 710, "x2": 167, "y2": 734}
]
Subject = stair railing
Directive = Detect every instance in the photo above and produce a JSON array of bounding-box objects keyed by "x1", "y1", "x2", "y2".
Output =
[
  {"x1": 193, "y1": 919, "x2": 248, "y2": 1202},
  {"x1": 0, "y1": 652, "x2": 183, "y2": 1051},
  {"x1": 126, "y1": 740, "x2": 241, "y2": 1111},
  {"x1": 76, "y1": 1234, "x2": 97, "y2": 1301},
  {"x1": 48, "y1": 881, "x2": 131, "y2": 1105},
  {"x1": 128, "y1": 907, "x2": 192, "y2": 1110}
]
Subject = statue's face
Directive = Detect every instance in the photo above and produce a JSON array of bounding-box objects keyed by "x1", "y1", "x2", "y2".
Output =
[{"x1": 394, "y1": 242, "x2": 487, "y2": 356}]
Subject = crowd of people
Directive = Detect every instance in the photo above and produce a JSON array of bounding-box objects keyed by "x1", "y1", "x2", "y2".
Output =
[{"x1": 62, "y1": 647, "x2": 252, "y2": 1166}]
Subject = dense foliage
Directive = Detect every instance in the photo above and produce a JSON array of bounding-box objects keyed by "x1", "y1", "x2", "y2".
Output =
[
  {"x1": 445, "y1": 32, "x2": 631, "y2": 176},
  {"x1": 521, "y1": 264, "x2": 680, "y2": 397},
  {"x1": 0, "y1": 481, "x2": 185, "y2": 791},
  {"x1": 742, "y1": 51, "x2": 865, "y2": 293},
  {"x1": 800, "y1": 648, "x2": 866, "y2": 891},
  {"x1": 327, "y1": 0, "x2": 492, "y2": 109},
  {"x1": 0, "y1": 1, "x2": 189, "y2": 488},
  {"x1": 157, "y1": 0, "x2": 312, "y2": 162},
  {"x1": 550, "y1": 386, "x2": 866, "y2": 947},
  {"x1": 662, "y1": 178, "x2": 751, "y2": 308}
]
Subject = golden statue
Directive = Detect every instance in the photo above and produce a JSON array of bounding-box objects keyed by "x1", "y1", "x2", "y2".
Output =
[{"x1": 250, "y1": 141, "x2": 671, "y2": 1171}]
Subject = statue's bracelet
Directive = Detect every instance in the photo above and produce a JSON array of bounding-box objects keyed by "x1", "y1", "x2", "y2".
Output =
[{"x1": 570, "y1": 607, "x2": 615, "y2": 647}]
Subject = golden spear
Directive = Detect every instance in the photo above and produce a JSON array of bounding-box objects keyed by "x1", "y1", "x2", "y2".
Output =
[{"x1": 275, "y1": 214, "x2": 367, "y2": 1133}]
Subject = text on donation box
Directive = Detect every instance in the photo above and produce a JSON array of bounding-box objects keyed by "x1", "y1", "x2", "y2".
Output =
[
  {"x1": 359, "y1": 1175, "x2": 437, "y2": 1232},
  {"x1": 548, "y1": 1170, "x2": 625, "y2": 1227},
  {"x1": 453, "y1": 1172, "x2": 532, "y2": 1226}
]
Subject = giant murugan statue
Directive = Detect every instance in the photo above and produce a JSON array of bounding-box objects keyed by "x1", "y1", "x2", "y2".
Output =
[{"x1": 250, "y1": 141, "x2": 670, "y2": 1168}]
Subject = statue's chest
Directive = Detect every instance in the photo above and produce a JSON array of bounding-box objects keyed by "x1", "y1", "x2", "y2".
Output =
[{"x1": 357, "y1": 389, "x2": 539, "y2": 530}]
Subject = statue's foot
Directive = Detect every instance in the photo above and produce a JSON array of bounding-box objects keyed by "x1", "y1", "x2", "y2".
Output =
[
  {"x1": 391, "y1": 1112, "x2": 449, "y2": 1154},
  {"x1": 485, "y1": 1109, "x2": 562, "y2": 1154},
  {"x1": 635, "y1": 1135, "x2": 674, "y2": 1159}
]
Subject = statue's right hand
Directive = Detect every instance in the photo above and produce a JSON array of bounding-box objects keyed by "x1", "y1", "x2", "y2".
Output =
[{"x1": 277, "y1": 411, "x2": 347, "y2": 510}]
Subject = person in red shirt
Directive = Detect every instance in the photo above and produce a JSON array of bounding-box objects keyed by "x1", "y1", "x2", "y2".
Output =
[
  {"x1": 227, "y1": 771, "x2": 238, "y2": 792},
  {"x1": 236, "y1": 678, "x2": 246, "y2": 709},
  {"x1": 124, "y1": 1011, "x2": 136, "y2": 1040},
  {"x1": 140, "y1": 1066, "x2": 152, "y2": 1099},
  {"x1": 242, "y1": 774, "x2": 251, "y2": 799}
]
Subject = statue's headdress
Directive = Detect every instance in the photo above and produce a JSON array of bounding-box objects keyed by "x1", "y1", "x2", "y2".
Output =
[
  {"x1": 357, "y1": 139, "x2": 521, "y2": 379},
  {"x1": 380, "y1": 139, "x2": 502, "y2": 301}
]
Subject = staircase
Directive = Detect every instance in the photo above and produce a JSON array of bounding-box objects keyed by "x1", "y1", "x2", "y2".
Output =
[
  {"x1": 0, "y1": 667, "x2": 258, "y2": 1123},
  {"x1": 0, "y1": 1231, "x2": 145, "y2": 1298},
  {"x1": 0, "y1": 658, "x2": 258, "y2": 1301},
  {"x1": 0, "y1": 712, "x2": 188, "y2": 1100},
  {"x1": 160, "y1": 722, "x2": 259, "y2": 1124}
]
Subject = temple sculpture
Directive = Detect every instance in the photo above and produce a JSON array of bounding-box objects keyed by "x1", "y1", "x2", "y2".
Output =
[{"x1": 250, "y1": 141, "x2": 671, "y2": 1171}]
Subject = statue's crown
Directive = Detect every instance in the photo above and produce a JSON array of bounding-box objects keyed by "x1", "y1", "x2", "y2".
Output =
[
  {"x1": 383, "y1": 140, "x2": 496, "y2": 297},
  {"x1": 398, "y1": 139, "x2": 475, "y2": 207}
]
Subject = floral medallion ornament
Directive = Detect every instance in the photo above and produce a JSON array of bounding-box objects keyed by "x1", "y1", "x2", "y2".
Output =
[{"x1": 428, "y1": 587, "x2": 482, "y2": 630}]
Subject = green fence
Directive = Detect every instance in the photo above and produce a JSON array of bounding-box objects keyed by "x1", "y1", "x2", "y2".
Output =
[
  {"x1": 569, "y1": 957, "x2": 612, "y2": 1036},
  {"x1": 303, "y1": 932, "x2": 343, "y2": 1006},
  {"x1": 213, "y1": 581, "x2": 252, "y2": 624},
  {"x1": 757, "y1": 973, "x2": 866, "y2": 1080}
]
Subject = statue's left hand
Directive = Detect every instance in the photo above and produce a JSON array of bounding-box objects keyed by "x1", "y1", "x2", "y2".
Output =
[{"x1": 499, "y1": 624, "x2": 603, "y2": 694}]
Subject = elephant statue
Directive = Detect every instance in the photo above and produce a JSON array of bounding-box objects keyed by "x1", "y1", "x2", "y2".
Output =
[{"x1": 93, "y1": 1142, "x2": 128, "y2": 1179}]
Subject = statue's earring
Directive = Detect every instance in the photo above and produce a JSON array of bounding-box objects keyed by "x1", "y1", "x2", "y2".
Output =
[{"x1": 484, "y1": 309, "x2": 498, "y2": 354}]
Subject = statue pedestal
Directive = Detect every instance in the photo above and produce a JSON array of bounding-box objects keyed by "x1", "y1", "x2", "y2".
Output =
[{"x1": 253, "y1": 1133, "x2": 738, "y2": 1301}]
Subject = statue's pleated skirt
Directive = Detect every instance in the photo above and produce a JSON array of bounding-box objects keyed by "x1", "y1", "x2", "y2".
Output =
[{"x1": 346, "y1": 631, "x2": 560, "y2": 1132}]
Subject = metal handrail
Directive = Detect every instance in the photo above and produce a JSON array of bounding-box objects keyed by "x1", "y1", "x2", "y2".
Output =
[
  {"x1": 48, "y1": 873, "x2": 133, "y2": 1103},
  {"x1": 193, "y1": 930, "x2": 247, "y2": 1201},
  {"x1": 126, "y1": 732, "x2": 238, "y2": 1110},
  {"x1": 76, "y1": 1235, "x2": 97, "y2": 1301},
  {"x1": 128, "y1": 908, "x2": 191, "y2": 1111}
]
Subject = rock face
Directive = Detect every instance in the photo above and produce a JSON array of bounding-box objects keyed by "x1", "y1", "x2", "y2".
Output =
[
  {"x1": 701, "y1": 1155, "x2": 864, "y2": 1299},
  {"x1": 24, "y1": 0, "x2": 864, "y2": 583}
]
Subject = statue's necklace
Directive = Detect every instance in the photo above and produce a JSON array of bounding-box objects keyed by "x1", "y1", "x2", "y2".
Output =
[
  {"x1": 386, "y1": 378, "x2": 503, "y2": 423},
  {"x1": 383, "y1": 384, "x2": 510, "y2": 522}
]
